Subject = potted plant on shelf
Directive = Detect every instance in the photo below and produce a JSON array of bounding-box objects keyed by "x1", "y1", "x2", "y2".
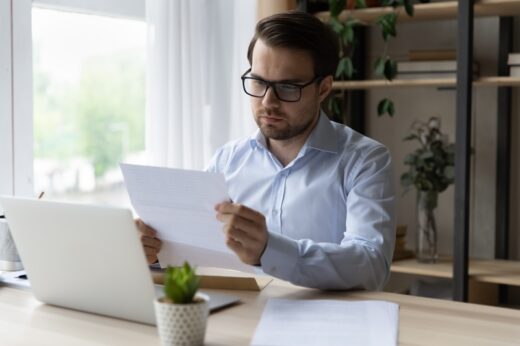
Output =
[
  {"x1": 400, "y1": 117, "x2": 455, "y2": 263},
  {"x1": 154, "y1": 262, "x2": 209, "y2": 346}
]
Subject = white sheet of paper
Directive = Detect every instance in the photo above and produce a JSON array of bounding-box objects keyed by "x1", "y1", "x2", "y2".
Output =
[
  {"x1": 120, "y1": 163, "x2": 254, "y2": 273},
  {"x1": 251, "y1": 298, "x2": 399, "y2": 346}
]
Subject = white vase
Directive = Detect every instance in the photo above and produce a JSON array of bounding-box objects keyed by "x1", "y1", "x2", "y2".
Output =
[{"x1": 154, "y1": 293, "x2": 209, "y2": 346}]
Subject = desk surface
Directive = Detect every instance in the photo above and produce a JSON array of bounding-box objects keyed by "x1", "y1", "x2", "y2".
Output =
[{"x1": 2, "y1": 280, "x2": 520, "y2": 345}]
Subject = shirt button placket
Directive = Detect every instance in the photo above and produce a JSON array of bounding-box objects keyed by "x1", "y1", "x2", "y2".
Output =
[{"x1": 275, "y1": 170, "x2": 288, "y2": 232}]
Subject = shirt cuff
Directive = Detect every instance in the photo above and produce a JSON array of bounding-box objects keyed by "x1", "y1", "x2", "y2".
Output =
[{"x1": 260, "y1": 232, "x2": 299, "y2": 281}]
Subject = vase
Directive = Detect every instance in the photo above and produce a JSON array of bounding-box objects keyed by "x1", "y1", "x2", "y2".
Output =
[
  {"x1": 154, "y1": 293, "x2": 209, "y2": 346},
  {"x1": 416, "y1": 190, "x2": 438, "y2": 263}
]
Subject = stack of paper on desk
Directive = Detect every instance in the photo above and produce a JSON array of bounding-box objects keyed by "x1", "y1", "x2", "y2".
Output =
[
  {"x1": 251, "y1": 298, "x2": 399, "y2": 346},
  {"x1": 121, "y1": 163, "x2": 254, "y2": 273}
]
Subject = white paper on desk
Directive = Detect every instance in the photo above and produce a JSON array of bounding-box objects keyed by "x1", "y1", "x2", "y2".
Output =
[
  {"x1": 251, "y1": 298, "x2": 399, "y2": 346},
  {"x1": 120, "y1": 163, "x2": 255, "y2": 273}
]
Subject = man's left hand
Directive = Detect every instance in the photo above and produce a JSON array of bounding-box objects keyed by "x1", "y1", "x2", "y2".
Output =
[{"x1": 215, "y1": 202, "x2": 268, "y2": 265}]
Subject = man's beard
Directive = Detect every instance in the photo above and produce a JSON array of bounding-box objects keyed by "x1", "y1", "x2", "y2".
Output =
[{"x1": 255, "y1": 110, "x2": 316, "y2": 141}]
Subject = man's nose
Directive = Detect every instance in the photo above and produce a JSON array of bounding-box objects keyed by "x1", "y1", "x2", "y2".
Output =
[{"x1": 261, "y1": 86, "x2": 281, "y2": 108}]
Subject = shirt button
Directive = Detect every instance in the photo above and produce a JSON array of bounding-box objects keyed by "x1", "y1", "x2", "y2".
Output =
[{"x1": 272, "y1": 209, "x2": 279, "y2": 215}]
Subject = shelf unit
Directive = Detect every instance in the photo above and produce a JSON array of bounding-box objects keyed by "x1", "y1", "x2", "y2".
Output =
[
  {"x1": 315, "y1": 0, "x2": 520, "y2": 24},
  {"x1": 303, "y1": 0, "x2": 520, "y2": 302},
  {"x1": 392, "y1": 258, "x2": 520, "y2": 285},
  {"x1": 331, "y1": 77, "x2": 520, "y2": 89},
  {"x1": 391, "y1": 257, "x2": 520, "y2": 304}
]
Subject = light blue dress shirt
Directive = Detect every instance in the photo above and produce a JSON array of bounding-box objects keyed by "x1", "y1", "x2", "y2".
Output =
[{"x1": 207, "y1": 111, "x2": 395, "y2": 290}]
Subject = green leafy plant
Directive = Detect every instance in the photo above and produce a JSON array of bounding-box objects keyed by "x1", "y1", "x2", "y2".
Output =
[
  {"x1": 326, "y1": 0, "x2": 430, "y2": 118},
  {"x1": 400, "y1": 117, "x2": 455, "y2": 197},
  {"x1": 163, "y1": 262, "x2": 200, "y2": 304}
]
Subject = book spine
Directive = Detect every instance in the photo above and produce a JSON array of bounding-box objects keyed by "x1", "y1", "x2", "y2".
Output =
[{"x1": 507, "y1": 53, "x2": 520, "y2": 65}]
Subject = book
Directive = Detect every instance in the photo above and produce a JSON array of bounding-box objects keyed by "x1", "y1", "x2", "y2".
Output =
[
  {"x1": 397, "y1": 60, "x2": 479, "y2": 73},
  {"x1": 396, "y1": 72, "x2": 457, "y2": 80},
  {"x1": 507, "y1": 53, "x2": 520, "y2": 66},
  {"x1": 511, "y1": 66, "x2": 520, "y2": 77},
  {"x1": 408, "y1": 49, "x2": 456, "y2": 61}
]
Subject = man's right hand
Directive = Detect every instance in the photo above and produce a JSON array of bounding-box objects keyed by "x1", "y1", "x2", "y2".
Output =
[{"x1": 135, "y1": 219, "x2": 162, "y2": 264}]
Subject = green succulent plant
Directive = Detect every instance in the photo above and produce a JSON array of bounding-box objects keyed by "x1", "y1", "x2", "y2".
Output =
[{"x1": 163, "y1": 262, "x2": 200, "y2": 304}]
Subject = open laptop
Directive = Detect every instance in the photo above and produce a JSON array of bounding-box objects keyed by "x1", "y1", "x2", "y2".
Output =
[{"x1": 0, "y1": 196, "x2": 239, "y2": 325}]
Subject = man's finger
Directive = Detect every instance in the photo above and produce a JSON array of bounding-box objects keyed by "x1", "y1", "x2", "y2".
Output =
[
  {"x1": 217, "y1": 213, "x2": 258, "y2": 231},
  {"x1": 144, "y1": 245, "x2": 159, "y2": 254},
  {"x1": 226, "y1": 225, "x2": 258, "y2": 245},
  {"x1": 145, "y1": 252, "x2": 158, "y2": 265},
  {"x1": 225, "y1": 235, "x2": 243, "y2": 252},
  {"x1": 135, "y1": 219, "x2": 157, "y2": 237},
  {"x1": 141, "y1": 236, "x2": 161, "y2": 249},
  {"x1": 216, "y1": 202, "x2": 264, "y2": 224}
]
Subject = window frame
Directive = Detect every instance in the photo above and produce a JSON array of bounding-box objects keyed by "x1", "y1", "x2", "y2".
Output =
[
  {"x1": 0, "y1": 0, "x2": 144, "y2": 203},
  {"x1": 0, "y1": 0, "x2": 13, "y2": 200}
]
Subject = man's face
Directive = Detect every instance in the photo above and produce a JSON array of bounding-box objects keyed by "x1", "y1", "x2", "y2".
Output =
[{"x1": 249, "y1": 39, "x2": 331, "y2": 142}]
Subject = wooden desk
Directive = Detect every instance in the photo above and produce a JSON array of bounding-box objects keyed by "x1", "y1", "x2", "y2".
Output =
[{"x1": 1, "y1": 280, "x2": 520, "y2": 345}]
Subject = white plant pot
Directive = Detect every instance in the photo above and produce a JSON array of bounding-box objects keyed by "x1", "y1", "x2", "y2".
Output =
[{"x1": 154, "y1": 293, "x2": 209, "y2": 346}]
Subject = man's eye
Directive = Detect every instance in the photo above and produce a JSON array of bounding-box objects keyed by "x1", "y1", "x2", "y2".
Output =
[
  {"x1": 251, "y1": 79, "x2": 267, "y2": 87},
  {"x1": 277, "y1": 84, "x2": 299, "y2": 92}
]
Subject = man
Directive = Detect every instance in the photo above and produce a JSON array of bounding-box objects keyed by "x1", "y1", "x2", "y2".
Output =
[{"x1": 138, "y1": 11, "x2": 395, "y2": 290}]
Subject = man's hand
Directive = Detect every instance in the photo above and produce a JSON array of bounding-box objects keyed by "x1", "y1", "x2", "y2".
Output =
[
  {"x1": 215, "y1": 202, "x2": 268, "y2": 265},
  {"x1": 135, "y1": 219, "x2": 162, "y2": 265}
]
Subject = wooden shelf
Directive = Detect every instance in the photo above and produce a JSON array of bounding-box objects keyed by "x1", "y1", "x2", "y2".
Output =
[
  {"x1": 391, "y1": 258, "x2": 454, "y2": 278},
  {"x1": 316, "y1": 0, "x2": 520, "y2": 24},
  {"x1": 332, "y1": 76, "x2": 520, "y2": 90},
  {"x1": 391, "y1": 258, "x2": 520, "y2": 287}
]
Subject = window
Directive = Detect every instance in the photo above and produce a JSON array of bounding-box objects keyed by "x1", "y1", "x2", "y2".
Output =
[{"x1": 32, "y1": 5, "x2": 146, "y2": 207}]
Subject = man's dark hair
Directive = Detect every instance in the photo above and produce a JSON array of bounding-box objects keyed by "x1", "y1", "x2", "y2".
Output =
[{"x1": 247, "y1": 11, "x2": 339, "y2": 78}]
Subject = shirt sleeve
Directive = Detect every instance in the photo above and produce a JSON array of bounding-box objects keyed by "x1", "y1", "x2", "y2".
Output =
[
  {"x1": 205, "y1": 146, "x2": 226, "y2": 173},
  {"x1": 260, "y1": 145, "x2": 396, "y2": 290}
]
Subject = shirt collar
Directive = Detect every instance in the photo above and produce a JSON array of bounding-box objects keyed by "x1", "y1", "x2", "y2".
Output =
[
  {"x1": 303, "y1": 110, "x2": 338, "y2": 154},
  {"x1": 249, "y1": 110, "x2": 338, "y2": 154}
]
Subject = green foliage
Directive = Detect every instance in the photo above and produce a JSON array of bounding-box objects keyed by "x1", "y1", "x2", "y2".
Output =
[
  {"x1": 33, "y1": 45, "x2": 145, "y2": 178},
  {"x1": 163, "y1": 262, "x2": 201, "y2": 304},
  {"x1": 336, "y1": 56, "x2": 354, "y2": 79},
  {"x1": 77, "y1": 51, "x2": 145, "y2": 177},
  {"x1": 34, "y1": 41, "x2": 80, "y2": 160},
  {"x1": 377, "y1": 98, "x2": 394, "y2": 117},
  {"x1": 327, "y1": 0, "x2": 430, "y2": 120},
  {"x1": 400, "y1": 117, "x2": 455, "y2": 194},
  {"x1": 329, "y1": 0, "x2": 347, "y2": 17},
  {"x1": 355, "y1": 0, "x2": 367, "y2": 8},
  {"x1": 325, "y1": 91, "x2": 346, "y2": 123},
  {"x1": 376, "y1": 13, "x2": 397, "y2": 41},
  {"x1": 374, "y1": 57, "x2": 397, "y2": 81}
]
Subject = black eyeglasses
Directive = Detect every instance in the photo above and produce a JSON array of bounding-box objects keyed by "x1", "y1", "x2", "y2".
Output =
[{"x1": 241, "y1": 68, "x2": 323, "y2": 102}]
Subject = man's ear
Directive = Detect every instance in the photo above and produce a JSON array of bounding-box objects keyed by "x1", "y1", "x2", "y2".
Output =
[{"x1": 318, "y1": 75, "x2": 333, "y2": 103}]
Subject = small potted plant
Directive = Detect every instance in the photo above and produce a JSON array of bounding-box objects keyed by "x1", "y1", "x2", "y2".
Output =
[{"x1": 154, "y1": 262, "x2": 209, "y2": 346}]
